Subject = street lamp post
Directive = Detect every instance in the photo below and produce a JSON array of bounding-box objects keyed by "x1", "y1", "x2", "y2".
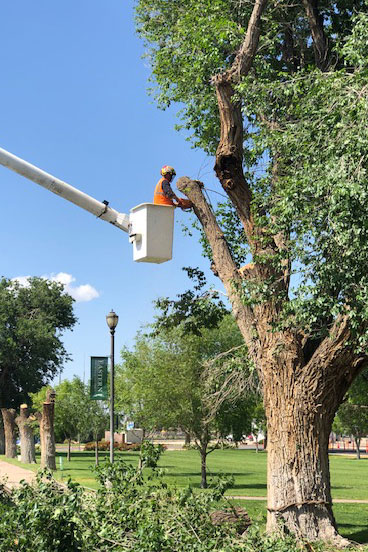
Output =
[{"x1": 106, "y1": 309, "x2": 119, "y2": 463}]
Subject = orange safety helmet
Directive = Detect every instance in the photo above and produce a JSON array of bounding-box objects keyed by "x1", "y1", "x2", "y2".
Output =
[{"x1": 160, "y1": 165, "x2": 176, "y2": 177}]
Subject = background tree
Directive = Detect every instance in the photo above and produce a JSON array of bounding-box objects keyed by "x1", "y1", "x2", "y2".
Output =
[
  {"x1": 116, "y1": 314, "x2": 255, "y2": 488},
  {"x1": 0, "y1": 277, "x2": 76, "y2": 411},
  {"x1": 34, "y1": 388, "x2": 56, "y2": 470},
  {"x1": 87, "y1": 399, "x2": 109, "y2": 466},
  {"x1": 333, "y1": 368, "x2": 368, "y2": 459},
  {"x1": 32, "y1": 377, "x2": 108, "y2": 462},
  {"x1": 135, "y1": 0, "x2": 368, "y2": 542},
  {"x1": 0, "y1": 408, "x2": 17, "y2": 458},
  {"x1": 15, "y1": 404, "x2": 36, "y2": 464}
]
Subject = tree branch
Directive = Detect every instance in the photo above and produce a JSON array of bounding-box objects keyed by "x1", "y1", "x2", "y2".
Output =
[
  {"x1": 211, "y1": 0, "x2": 268, "y2": 246},
  {"x1": 177, "y1": 176, "x2": 259, "y2": 356},
  {"x1": 302, "y1": 0, "x2": 329, "y2": 70},
  {"x1": 303, "y1": 315, "x2": 367, "y2": 417}
]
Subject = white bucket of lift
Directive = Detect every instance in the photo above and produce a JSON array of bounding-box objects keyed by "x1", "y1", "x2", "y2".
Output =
[{"x1": 129, "y1": 203, "x2": 175, "y2": 263}]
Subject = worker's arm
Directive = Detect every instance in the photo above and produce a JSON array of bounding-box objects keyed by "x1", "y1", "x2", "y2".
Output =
[{"x1": 162, "y1": 180, "x2": 180, "y2": 205}]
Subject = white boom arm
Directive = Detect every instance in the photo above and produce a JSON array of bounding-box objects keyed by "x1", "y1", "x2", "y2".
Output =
[{"x1": 0, "y1": 147, "x2": 130, "y2": 232}]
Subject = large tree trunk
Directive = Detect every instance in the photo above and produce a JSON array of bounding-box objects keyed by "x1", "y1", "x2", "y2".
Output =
[
  {"x1": 259, "y1": 320, "x2": 361, "y2": 544},
  {"x1": 35, "y1": 389, "x2": 56, "y2": 470},
  {"x1": 1, "y1": 408, "x2": 17, "y2": 458},
  {"x1": 15, "y1": 404, "x2": 36, "y2": 464},
  {"x1": 264, "y1": 360, "x2": 336, "y2": 541},
  {"x1": 0, "y1": 416, "x2": 5, "y2": 455},
  {"x1": 266, "y1": 408, "x2": 337, "y2": 540},
  {"x1": 177, "y1": 0, "x2": 366, "y2": 543},
  {"x1": 178, "y1": 174, "x2": 364, "y2": 542}
]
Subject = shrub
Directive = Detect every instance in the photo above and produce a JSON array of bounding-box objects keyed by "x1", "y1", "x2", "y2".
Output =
[
  {"x1": 0, "y1": 463, "x2": 355, "y2": 551},
  {"x1": 139, "y1": 440, "x2": 165, "y2": 467}
]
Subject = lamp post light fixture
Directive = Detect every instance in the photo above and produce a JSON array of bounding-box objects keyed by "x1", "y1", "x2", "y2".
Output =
[{"x1": 106, "y1": 309, "x2": 119, "y2": 463}]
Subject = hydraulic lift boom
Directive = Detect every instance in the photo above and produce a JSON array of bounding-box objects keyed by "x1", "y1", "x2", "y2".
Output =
[
  {"x1": 0, "y1": 146, "x2": 130, "y2": 233},
  {"x1": 0, "y1": 146, "x2": 175, "y2": 263}
]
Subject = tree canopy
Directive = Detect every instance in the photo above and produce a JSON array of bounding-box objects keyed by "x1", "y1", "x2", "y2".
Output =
[
  {"x1": 0, "y1": 277, "x2": 76, "y2": 409},
  {"x1": 136, "y1": 1, "x2": 368, "y2": 340},
  {"x1": 116, "y1": 314, "x2": 256, "y2": 486},
  {"x1": 116, "y1": 314, "x2": 254, "y2": 436},
  {"x1": 134, "y1": 0, "x2": 368, "y2": 540}
]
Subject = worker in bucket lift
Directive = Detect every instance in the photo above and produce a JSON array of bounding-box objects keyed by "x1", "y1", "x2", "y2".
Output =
[{"x1": 154, "y1": 165, "x2": 193, "y2": 210}]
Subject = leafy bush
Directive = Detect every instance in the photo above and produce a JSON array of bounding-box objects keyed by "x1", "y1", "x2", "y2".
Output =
[
  {"x1": 0, "y1": 463, "x2": 361, "y2": 551},
  {"x1": 139, "y1": 440, "x2": 165, "y2": 467}
]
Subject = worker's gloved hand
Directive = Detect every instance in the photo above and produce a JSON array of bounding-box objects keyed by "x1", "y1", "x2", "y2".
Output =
[{"x1": 177, "y1": 198, "x2": 193, "y2": 211}]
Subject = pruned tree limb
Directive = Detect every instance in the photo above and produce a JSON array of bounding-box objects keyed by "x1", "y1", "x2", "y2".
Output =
[{"x1": 177, "y1": 176, "x2": 259, "y2": 356}]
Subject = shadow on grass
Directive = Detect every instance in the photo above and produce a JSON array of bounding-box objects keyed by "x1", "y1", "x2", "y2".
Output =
[
  {"x1": 227, "y1": 483, "x2": 267, "y2": 491},
  {"x1": 339, "y1": 525, "x2": 368, "y2": 544}
]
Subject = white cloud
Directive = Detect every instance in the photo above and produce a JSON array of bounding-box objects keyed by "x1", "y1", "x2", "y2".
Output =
[
  {"x1": 12, "y1": 272, "x2": 100, "y2": 303},
  {"x1": 12, "y1": 275, "x2": 31, "y2": 288}
]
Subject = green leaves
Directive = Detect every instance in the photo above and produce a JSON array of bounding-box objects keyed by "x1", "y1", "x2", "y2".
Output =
[
  {"x1": 235, "y1": 11, "x2": 368, "y2": 338},
  {"x1": 135, "y1": 0, "x2": 368, "y2": 345},
  {"x1": 0, "y1": 277, "x2": 76, "y2": 409},
  {"x1": 153, "y1": 267, "x2": 228, "y2": 336},
  {"x1": 136, "y1": 0, "x2": 247, "y2": 152}
]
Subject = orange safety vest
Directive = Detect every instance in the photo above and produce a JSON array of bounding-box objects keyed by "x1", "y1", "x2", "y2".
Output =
[{"x1": 153, "y1": 177, "x2": 175, "y2": 206}]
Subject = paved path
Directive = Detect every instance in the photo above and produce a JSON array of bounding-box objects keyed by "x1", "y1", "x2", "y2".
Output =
[{"x1": 0, "y1": 459, "x2": 36, "y2": 489}]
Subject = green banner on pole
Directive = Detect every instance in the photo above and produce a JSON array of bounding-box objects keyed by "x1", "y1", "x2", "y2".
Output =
[{"x1": 90, "y1": 356, "x2": 108, "y2": 400}]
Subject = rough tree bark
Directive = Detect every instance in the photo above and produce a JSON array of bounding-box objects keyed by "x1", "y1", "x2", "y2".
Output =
[
  {"x1": 15, "y1": 404, "x2": 36, "y2": 464},
  {"x1": 35, "y1": 388, "x2": 56, "y2": 470},
  {"x1": 177, "y1": 0, "x2": 365, "y2": 543},
  {"x1": 1, "y1": 408, "x2": 17, "y2": 458},
  {"x1": 302, "y1": 0, "x2": 329, "y2": 70}
]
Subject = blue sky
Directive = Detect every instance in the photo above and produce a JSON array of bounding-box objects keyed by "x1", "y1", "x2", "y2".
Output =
[{"x1": 1, "y1": 0, "x2": 223, "y2": 382}]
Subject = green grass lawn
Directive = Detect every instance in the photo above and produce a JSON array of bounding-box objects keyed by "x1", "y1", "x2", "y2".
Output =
[
  {"x1": 2, "y1": 449, "x2": 368, "y2": 497},
  {"x1": 2, "y1": 449, "x2": 368, "y2": 543},
  {"x1": 230, "y1": 500, "x2": 368, "y2": 544}
]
